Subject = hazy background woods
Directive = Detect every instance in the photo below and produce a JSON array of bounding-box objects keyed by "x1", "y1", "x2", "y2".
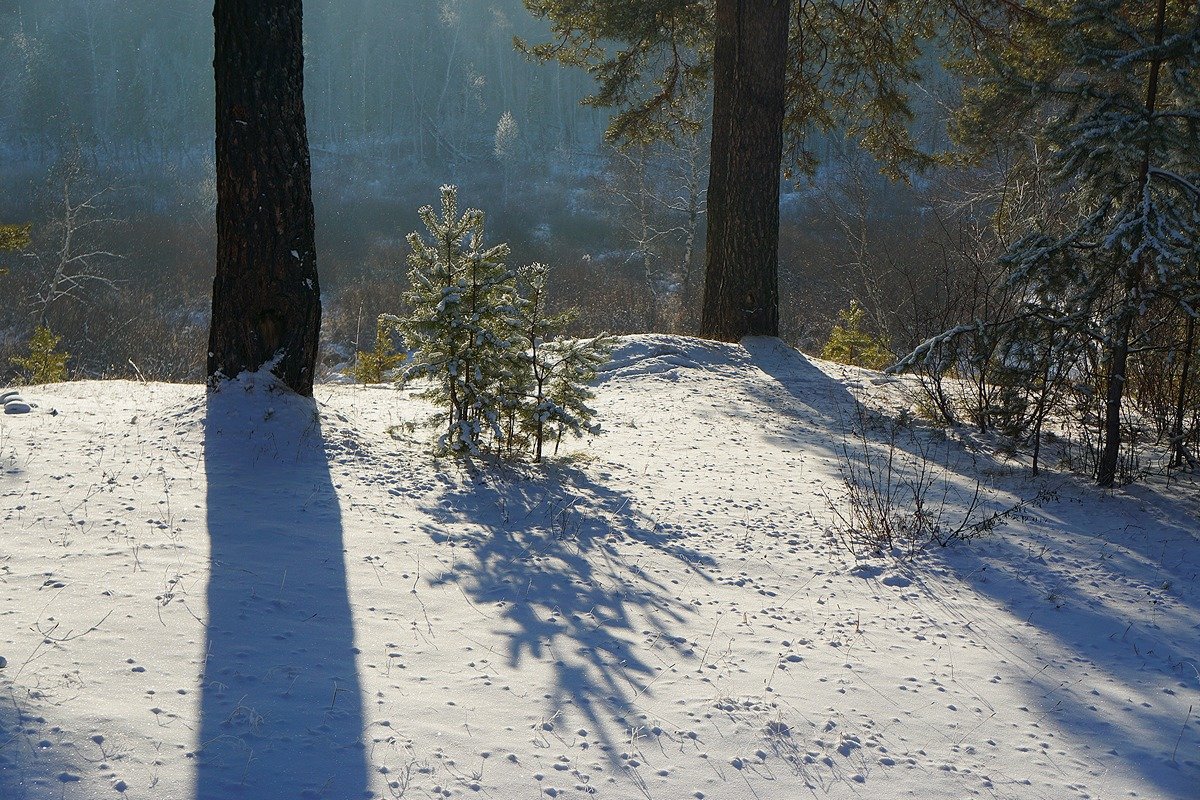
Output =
[{"x1": 0, "y1": 0, "x2": 953, "y2": 382}]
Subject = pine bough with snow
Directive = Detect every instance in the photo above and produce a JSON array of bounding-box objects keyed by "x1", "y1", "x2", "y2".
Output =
[
  {"x1": 397, "y1": 185, "x2": 611, "y2": 460},
  {"x1": 896, "y1": 2, "x2": 1200, "y2": 486}
]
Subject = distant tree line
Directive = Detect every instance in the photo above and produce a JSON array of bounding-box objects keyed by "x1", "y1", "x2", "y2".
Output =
[{"x1": 0, "y1": 0, "x2": 607, "y2": 174}]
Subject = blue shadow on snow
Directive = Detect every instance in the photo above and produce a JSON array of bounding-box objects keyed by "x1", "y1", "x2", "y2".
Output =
[{"x1": 198, "y1": 391, "x2": 369, "y2": 800}]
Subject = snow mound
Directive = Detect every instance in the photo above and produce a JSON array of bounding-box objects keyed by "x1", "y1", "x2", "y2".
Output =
[{"x1": 597, "y1": 334, "x2": 750, "y2": 381}]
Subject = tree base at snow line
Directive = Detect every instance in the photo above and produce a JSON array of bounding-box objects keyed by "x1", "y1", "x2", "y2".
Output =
[{"x1": 208, "y1": 0, "x2": 321, "y2": 397}]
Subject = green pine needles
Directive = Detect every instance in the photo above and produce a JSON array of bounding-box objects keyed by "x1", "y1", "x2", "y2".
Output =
[
  {"x1": 0, "y1": 223, "x2": 30, "y2": 252},
  {"x1": 12, "y1": 326, "x2": 69, "y2": 384},
  {"x1": 821, "y1": 300, "x2": 893, "y2": 370},
  {"x1": 0, "y1": 222, "x2": 30, "y2": 277},
  {"x1": 987, "y1": 0, "x2": 1200, "y2": 485},
  {"x1": 353, "y1": 313, "x2": 405, "y2": 384},
  {"x1": 511, "y1": 263, "x2": 611, "y2": 461},
  {"x1": 400, "y1": 186, "x2": 612, "y2": 460}
]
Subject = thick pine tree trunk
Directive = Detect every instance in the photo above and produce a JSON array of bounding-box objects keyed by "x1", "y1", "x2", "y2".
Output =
[
  {"x1": 699, "y1": 0, "x2": 791, "y2": 341},
  {"x1": 209, "y1": 0, "x2": 321, "y2": 396}
]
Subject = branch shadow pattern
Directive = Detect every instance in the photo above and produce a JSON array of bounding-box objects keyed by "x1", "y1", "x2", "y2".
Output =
[
  {"x1": 915, "y1": 491, "x2": 1200, "y2": 796},
  {"x1": 198, "y1": 392, "x2": 369, "y2": 800},
  {"x1": 744, "y1": 337, "x2": 1200, "y2": 796},
  {"x1": 421, "y1": 460, "x2": 715, "y2": 764}
]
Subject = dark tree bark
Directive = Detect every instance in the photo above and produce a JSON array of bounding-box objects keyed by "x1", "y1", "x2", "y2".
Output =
[
  {"x1": 699, "y1": 0, "x2": 791, "y2": 341},
  {"x1": 1097, "y1": 310, "x2": 1133, "y2": 486},
  {"x1": 209, "y1": 0, "x2": 320, "y2": 396},
  {"x1": 1096, "y1": 0, "x2": 1167, "y2": 487},
  {"x1": 1171, "y1": 314, "x2": 1196, "y2": 469}
]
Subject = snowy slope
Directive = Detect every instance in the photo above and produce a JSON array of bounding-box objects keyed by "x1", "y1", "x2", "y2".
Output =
[{"x1": 1, "y1": 335, "x2": 1197, "y2": 800}]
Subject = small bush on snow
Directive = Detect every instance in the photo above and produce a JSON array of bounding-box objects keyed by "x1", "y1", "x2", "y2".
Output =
[{"x1": 827, "y1": 408, "x2": 1055, "y2": 560}]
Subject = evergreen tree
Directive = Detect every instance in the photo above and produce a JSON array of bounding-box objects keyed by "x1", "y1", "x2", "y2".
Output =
[
  {"x1": 12, "y1": 326, "x2": 69, "y2": 384},
  {"x1": 494, "y1": 110, "x2": 520, "y2": 205},
  {"x1": 0, "y1": 223, "x2": 30, "y2": 277},
  {"x1": 537, "y1": 334, "x2": 612, "y2": 456},
  {"x1": 401, "y1": 186, "x2": 518, "y2": 455},
  {"x1": 399, "y1": 189, "x2": 611, "y2": 461},
  {"x1": 511, "y1": 264, "x2": 612, "y2": 460},
  {"x1": 976, "y1": 0, "x2": 1200, "y2": 485},
  {"x1": 352, "y1": 313, "x2": 405, "y2": 384},
  {"x1": 821, "y1": 300, "x2": 894, "y2": 370},
  {"x1": 0, "y1": 223, "x2": 30, "y2": 252},
  {"x1": 699, "y1": 0, "x2": 790, "y2": 340}
]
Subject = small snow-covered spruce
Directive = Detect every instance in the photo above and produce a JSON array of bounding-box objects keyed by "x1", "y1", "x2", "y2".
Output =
[
  {"x1": 507, "y1": 264, "x2": 613, "y2": 461},
  {"x1": 398, "y1": 188, "x2": 610, "y2": 461},
  {"x1": 537, "y1": 334, "x2": 612, "y2": 457},
  {"x1": 400, "y1": 185, "x2": 519, "y2": 455},
  {"x1": 1009, "y1": 2, "x2": 1200, "y2": 486}
]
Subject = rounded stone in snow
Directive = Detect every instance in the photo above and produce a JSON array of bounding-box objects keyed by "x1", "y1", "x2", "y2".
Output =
[
  {"x1": 4, "y1": 400, "x2": 32, "y2": 414},
  {"x1": 0, "y1": 655, "x2": 8, "y2": 669},
  {"x1": 0, "y1": 389, "x2": 19, "y2": 402}
]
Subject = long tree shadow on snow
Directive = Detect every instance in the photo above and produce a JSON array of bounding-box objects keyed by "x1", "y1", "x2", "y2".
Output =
[
  {"x1": 741, "y1": 336, "x2": 867, "y2": 436},
  {"x1": 914, "y1": 486, "x2": 1200, "y2": 797},
  {"x1": 421, "y1": 459, "x2": 715, "y2": 764},
  {"x1": 198, "y1": 391, "x2": 368, "y2": 800},
  {"x1": 745, "y1": 337, "x2": 1200, "y2": 795}
]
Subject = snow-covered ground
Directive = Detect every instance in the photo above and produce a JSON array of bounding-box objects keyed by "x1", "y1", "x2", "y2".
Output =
[{"x1": 1, "y1": 335, "x2": 1196, "y2": 800}]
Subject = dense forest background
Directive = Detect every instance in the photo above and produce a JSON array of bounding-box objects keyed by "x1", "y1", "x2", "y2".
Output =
[{"x1": 0, "y1": 0, "x2": 953, "y2": 382}]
